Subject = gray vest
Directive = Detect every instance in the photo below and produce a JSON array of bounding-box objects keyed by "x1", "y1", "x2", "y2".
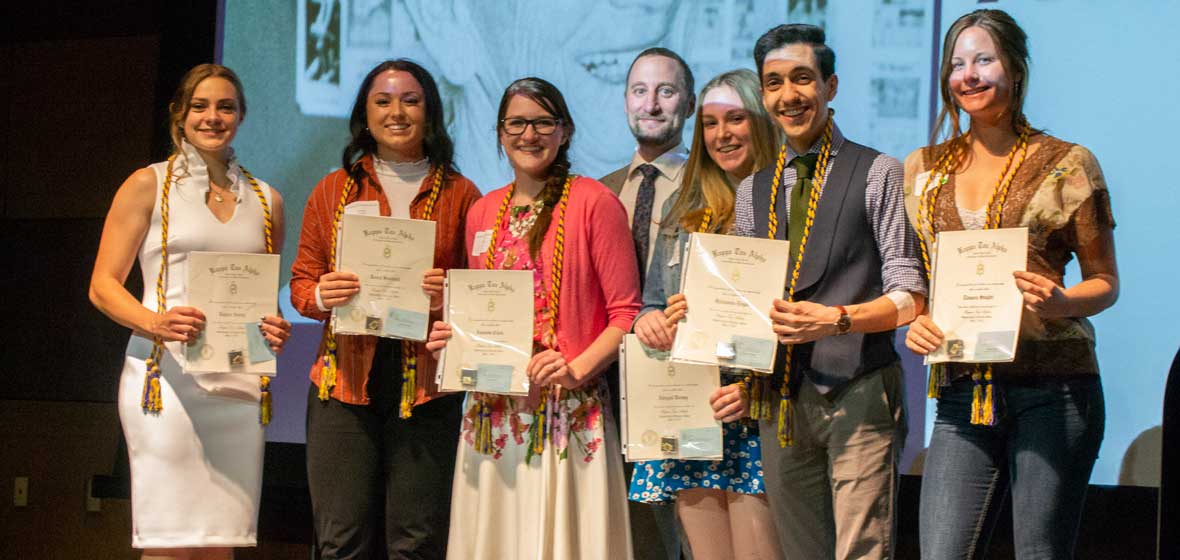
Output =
[{"x1": 751, "y1": 140, "x2": 897, "y2": 392}]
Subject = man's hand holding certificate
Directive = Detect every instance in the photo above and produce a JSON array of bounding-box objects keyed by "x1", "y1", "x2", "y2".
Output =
[
  {"x1": 927, "y1": 227, "x2": 1028, "y2": 363},
  {"x1": 621, "y1": 335, "x2": 722, "y2": 461},
  {"x1": 333, "y1": 214, "x2": 436, "y2": 340},
  {"x1": 670, "y1": 233, "x2": 790, "y2": 373},
  {"x1": 436, "y1": 270, "x2": 533, "y2": 395},
  {"x1": 185, "y1": 252, "x2": 280, "y2": 374}
]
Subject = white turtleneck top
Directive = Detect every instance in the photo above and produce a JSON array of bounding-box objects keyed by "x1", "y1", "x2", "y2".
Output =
[{"x1": 372, "y1": 155, "x2": 430, "y2": 218}]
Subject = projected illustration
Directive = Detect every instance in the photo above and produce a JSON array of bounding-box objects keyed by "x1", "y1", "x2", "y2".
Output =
[{"x1": 296, "y1": 0, "x2": 800, "y2": 188}]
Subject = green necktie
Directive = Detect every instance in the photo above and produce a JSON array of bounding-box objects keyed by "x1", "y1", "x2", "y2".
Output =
[{"x1": 787, "y1": 153, "x2": 819, "y2": 269}]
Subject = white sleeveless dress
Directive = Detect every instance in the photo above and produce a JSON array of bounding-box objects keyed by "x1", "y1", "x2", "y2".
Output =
[{"x1": 117, "y1": 143, "x2": 274, "y2": 548}]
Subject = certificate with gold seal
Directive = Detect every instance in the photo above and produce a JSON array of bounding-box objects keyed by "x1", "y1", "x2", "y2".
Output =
[
  {"x1": 620, "y1": 335, "x2": 722, "y2": 462},
  {"x1": 332, "y1": 214, "x2": 436, "y2": 340},
  {"x1": 435, "y1": 269, "x2": 533, "y2": 395},
  {"x1": 926, "y1": 227, "x2": 1028, "y2": 364},
  {"x1": 184, "y1": 251, "x2": 280, "y2": 375},
  {"x1": 670, "y1": 232, "x2": 790, "y2": 373}
]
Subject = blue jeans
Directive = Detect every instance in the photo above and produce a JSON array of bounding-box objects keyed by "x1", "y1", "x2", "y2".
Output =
[{"x1": 919, "y1": 375, "x2": 1105, "y2": 560}]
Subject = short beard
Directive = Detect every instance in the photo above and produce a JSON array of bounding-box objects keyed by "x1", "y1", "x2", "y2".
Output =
[{"x1": 631, "y1": 120, "x2": 682, "y2": 149}]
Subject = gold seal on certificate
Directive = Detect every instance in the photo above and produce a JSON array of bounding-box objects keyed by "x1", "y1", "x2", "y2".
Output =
[
  {"x1": 670, "y1": 232, "x2": 790, "y2": 373},
  {"x1": 927, "y1": 227, "x2": 1029, "y2": 364},
  {"x1": 435, "y1": 270, "x2": 533, "y2": 395},
  {"x1": 620, "y1": 335, "x2": 722, "y2": 462},
  {"x1": 332, "y1": 214, "x2": 436, "y2": 341},
  {"x1": 184, "y1": 251, "x2": 280, "y2": 375}
]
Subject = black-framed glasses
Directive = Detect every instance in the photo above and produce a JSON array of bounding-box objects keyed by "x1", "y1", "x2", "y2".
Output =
[{"x1": 500, "y1": 117, "x2": 562, "y2": 135}]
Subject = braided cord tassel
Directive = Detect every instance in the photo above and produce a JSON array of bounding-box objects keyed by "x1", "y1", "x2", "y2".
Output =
[
  {"x1": 241, "y1": 166, "x2": 276, "y2": 425},
  {"x1": 526, "y1": 390, "x2": 549, "y2": 463},
  {"x1": 970, "y1": 124, "x2": 1027, "y2": 424},
  {"x1": 399, "y1": 166, "x2": 445, "y2": 419},
  {"x1": 746, "y1": 145, "x2": 790, "y2": 419},
  {"x1": 969, "y1": 366, "x2": 997, "y2": 426},
  {"x1": 531, "y1": 176, "x2": 573, "y2": 461},
  {"x1": 143, "y1": 156, "x2": 178, "y2": 414},
  {"x1": 319, "y1": 175, "x2": 356, "y2": 400},
  {"x1": 473, "y1": 398, "x2": 495, "y2": 455},
  {"x1": 771, "y1": 111, "x2": 834, "y2": 448},
  {"x1": 918, "y1": 124, "x2": 1027, "y2": 422},
  {"x1": 698, "y1": 206, "x2": 713, "y2": 233},
  {"x1": 467, "y1": 182, "x2": 518, "y2": 449},
  {"x1": 400, "y1": 340, "x2": 418, "y2": 418},
  {"x1": 916, "y1": 145, "x2": 954, "y2": 398}
]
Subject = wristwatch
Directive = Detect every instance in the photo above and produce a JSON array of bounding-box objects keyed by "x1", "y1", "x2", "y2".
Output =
[{"x1": 834, "y1": 305, "x2": 852, "y2": 335}]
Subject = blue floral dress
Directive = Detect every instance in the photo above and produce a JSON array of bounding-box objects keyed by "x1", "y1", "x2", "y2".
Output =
[
  {"x1": 627, "y1": 199, "x2": 767, "y2": 503},
  {"x1": 629, "y1": 392, "x2": 765, "y2": 502}
]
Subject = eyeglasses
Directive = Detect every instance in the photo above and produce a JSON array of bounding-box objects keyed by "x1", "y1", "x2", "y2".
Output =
[{"x1": 500, "y1": 117, "x2": 562, "y2": 136}]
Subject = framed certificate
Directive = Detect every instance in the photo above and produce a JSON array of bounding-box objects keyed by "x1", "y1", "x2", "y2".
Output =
[
  {"x1": 621, "y1": 335, "x2": 722, "y2": 462},
  {"x1": 332, "y1": 214, "x2": 436, "y2": 340},
  {"x1": 670, "y1": 232, "x2": 790, "y2": 373},
  {"x1": 435, "y1": 269, "x2": 534, "y2": 395},
  {"x1": 184, "y1": 252, "x2": 280, "y2": 375},
  {"x1": 926, "y1": 227, "x2": 1028, "y2": 364}
]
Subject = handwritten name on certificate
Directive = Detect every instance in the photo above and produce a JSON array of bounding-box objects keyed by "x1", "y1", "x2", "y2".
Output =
[
  {"x1": 670, "y1": 232, "x2": 789, "y2": 373},
  {"x1": 927, "y1": 227, "x2": 1028, "y2": 364},
  {"x1": 436, "y1": 270, "x2": 533, "y2": 396},
  {"x1": 333, "y1": 214, "x2": 436, "y2": 340},
  {"x1": 621, "y1": 335, "x2": 722, "y2": 462},
  {"x1": 184, "y1": 252, "x2": 280, "y2": 375}
]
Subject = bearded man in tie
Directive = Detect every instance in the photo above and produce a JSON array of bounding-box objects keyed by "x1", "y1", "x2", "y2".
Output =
[{"x1": 599, "y1": 47, "x2": 696, "y2": 560}]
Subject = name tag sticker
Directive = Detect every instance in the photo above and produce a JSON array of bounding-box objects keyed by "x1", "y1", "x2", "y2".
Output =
[
  {"x1": 472, "y1": 230, "x2": 493, "y2": 257},
  {"x1": 667, "y1": 247, "x2": 681, "y2": 267},
  {"x1": 913, "y1": 171, "x2": 945, "y2": 197},
  {"x1": 344, "y1": 201, "x2": 380, "y2": 216}
]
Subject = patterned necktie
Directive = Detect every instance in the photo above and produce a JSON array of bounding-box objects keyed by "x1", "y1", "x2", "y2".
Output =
[
  {"x1": 787, "y1": 153, "x2": 819, "y2": 269},
  {"x1": 632, "y1": 163, "x2": 660, "y2": 284}
]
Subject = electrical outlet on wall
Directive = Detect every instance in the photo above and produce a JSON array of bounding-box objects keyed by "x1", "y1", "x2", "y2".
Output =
[
  {"x1": 14, "y1": 477, "x2": 28, "y2": 507},
  {"x1": 85, "y1": 478, "x2": 101, "y2": 513}
]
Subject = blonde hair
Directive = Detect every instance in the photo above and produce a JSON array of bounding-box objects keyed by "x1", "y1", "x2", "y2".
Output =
[
  {"x1": 167, "y1": 64, "x2": 247, "y2": 155},
  {"x1": 669, "y1": 69, "x2": 781, "y2": 233}
]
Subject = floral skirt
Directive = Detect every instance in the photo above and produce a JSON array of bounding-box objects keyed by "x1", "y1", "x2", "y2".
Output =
[
  {"x1": 628, "y1": 419, "x2": 765, "y2": 503},
  {"x1": 446, "y1": 381, "x2": 633, "y2": 560}
]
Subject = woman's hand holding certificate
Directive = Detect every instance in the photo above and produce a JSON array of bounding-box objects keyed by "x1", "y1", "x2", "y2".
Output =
[
  {"x1": 184, "y1": 251, "x2": 281, "y2": 374},
  {"x1": 669, "y1": 233, "x2": 790, "y2": 373},
  {"x1": 332, "y1": 214, "x2": 436, "y2": 340}
]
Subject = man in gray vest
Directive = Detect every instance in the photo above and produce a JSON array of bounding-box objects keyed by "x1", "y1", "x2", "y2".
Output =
[
  {"x1": 600, "y1": 47, "x2": 695, "y2": 560},
  {"x1": 732, "y1": 24, "x2": 927, "y2": 559}
]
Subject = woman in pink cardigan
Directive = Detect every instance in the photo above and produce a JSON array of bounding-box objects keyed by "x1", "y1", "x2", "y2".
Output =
[{"x1": 427, "y1": 77, "x2": 640, "y2": 559}]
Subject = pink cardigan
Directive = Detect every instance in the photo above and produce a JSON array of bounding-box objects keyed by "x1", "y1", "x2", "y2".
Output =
[{"x1": 465, "y1": 176, "x2": 641, "y2": 362}]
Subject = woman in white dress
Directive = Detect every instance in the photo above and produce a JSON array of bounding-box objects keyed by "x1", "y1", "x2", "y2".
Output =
[{"x1": 89, "y1": 64, "x2": 291, "y2": 560}]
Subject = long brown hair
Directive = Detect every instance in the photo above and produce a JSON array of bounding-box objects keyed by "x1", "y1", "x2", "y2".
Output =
[
  {"x1": 932, "y1": 9, "x2": 1030, "y2": 146},
  {"x1": 341, "y1": 59, "x2": 456, "y2": 185},
  {"x1": 167, "y1": 64, "x2": 247, "y2": 155},
  {"x1": 495, "y1": 77, "x2": 576, "y2": 257},
  {"x1": 668, "y1": 69, "x2": 780, "y2": 233}
]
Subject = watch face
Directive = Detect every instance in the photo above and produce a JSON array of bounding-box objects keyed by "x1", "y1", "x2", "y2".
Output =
[{"x1": 837, "y1": 314, "x2": 852, "y2": 334}]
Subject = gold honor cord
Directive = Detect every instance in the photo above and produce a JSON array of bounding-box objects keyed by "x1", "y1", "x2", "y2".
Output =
[
  {"x1": 144, "y1": 157, "x2": 276, "y2": 424},
  {"x1": 472, "y1": 176, "x2": 574, "y2": 459},
  {"x1": 917, "y1": 123, "x2": 1030, "y2": 426},
  {"x1": 755, "y1": 109, "x2": 835, "y2": 448},
  {"x1": 317, "y1": 164, "x2": 445, "y2": 420}
]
